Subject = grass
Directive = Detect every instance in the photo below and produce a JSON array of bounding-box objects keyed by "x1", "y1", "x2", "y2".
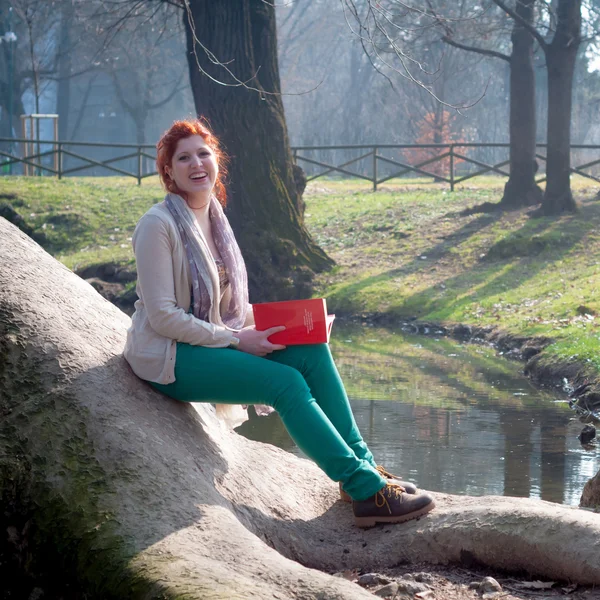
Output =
[
  {"x1": 3, "y1": 173, "x2": 600, "y2": 376},
  {"x1": 0, "y1": 176, "x2": 162, "y2": 272},
  {"x1": 303, "y1": 176, "x2": 600, "y2": 374}
]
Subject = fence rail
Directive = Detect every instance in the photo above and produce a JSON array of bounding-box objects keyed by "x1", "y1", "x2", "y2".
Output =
[
  {"x1": 2, "y1": 138, "x2": 600, "y2": 190},
  {"x1": 0, "y1": 138, "x2": 157, "y2": 184},
  {"x1": 292, "y1": 143, "x2": 600, "y2": 191}
]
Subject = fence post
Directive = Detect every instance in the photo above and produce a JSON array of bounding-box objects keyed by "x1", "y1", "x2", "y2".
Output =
[
  {"x1": 137, "y1": 146, "x2": 142, "y2": 185},
  {"x1": 450, "y1": 144, "x2": 455, "y2": 192},
  {"x1": 373, "y1": 146, "x2": 378, "y2": 191},
  {"x1": 57, "y1": 142, "x2": 62, "y2": 180}
]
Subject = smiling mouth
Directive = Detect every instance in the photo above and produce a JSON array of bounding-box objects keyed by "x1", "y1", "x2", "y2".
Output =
[{"x1": 190, "y1": 172, "x2": 208, "y2": 181}]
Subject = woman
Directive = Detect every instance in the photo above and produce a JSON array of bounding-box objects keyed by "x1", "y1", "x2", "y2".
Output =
[{"x1": 124, "y1": 119, "x2": 435, "y2": 528}]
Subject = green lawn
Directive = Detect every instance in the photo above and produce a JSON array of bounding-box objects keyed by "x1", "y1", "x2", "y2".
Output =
[
  {"x1": 2, "y1": 173, "x2": 600, "y2": 374},
  {"x1": 1, "y1": 176, "x2": 162, "y2": 272},
  {"x1": 303, "y1": 176, "x2": 600, "y2": 373}
]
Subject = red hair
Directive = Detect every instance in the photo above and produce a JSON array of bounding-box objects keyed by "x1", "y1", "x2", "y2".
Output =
[{"x1": 156, "y1": 118, "x2": 228, "y2": 205}]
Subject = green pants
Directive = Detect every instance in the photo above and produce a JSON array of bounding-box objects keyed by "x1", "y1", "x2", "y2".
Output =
[{"x1": 151, "y1": 343, "x2": 386, "y2": 501}]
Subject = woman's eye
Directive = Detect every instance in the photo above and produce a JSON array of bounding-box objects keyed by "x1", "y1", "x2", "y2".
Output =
[{"x1": 178, "y1": 155, "x2": 188, "y2": 160}]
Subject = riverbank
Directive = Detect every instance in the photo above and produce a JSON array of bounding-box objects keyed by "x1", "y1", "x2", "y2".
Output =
[{"x1": 304, "y1": 177, "x2": 600, "y2": 403}]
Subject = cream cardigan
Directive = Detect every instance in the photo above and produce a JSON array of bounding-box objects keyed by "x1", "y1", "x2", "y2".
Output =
[{"x1": 124, "y1": 202, "x2": 254, "y2": 384}]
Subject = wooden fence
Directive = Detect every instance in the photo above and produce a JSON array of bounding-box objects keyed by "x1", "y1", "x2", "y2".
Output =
[
  {"x1": 1, "y1": 137, "x2": 600, "y2": 190},
  {"x1": 293, "y1": 143, "x2": 600, "y2": 191},
  {"x1": 0, "y1": 138, "x2": 156, "y2": 185}
]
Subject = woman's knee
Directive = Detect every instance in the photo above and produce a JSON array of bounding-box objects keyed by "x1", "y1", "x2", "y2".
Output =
[{"x1": 270, "y1": 368, "x2": 312, "y2": 413}]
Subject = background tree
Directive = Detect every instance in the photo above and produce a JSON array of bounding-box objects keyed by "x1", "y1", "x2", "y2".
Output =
[
  {"x1": 182, "y1": 0, "x2": 333, "y2": 301},
  {"x1": 465, "y1": 0, "x2": 594, "y2": 214},
  {"x1": 529, "y1": 0, "x2": 581, "y2": 213},
  {"x1": 0, "y1": 0, "x2": 60, "y2": 146},
  {"x1": 439, "y1": 0, "x2": 543, "y2": 209},
  {"x1": 337, "y1": 0, "x2": 500, "y2": 182},
  {"x1": 102, "y1": 7, "x2": 188, "y2": 147}
]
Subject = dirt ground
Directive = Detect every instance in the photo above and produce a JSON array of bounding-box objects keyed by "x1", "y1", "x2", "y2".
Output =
[{"x1": 333, "y1": 563, "x2": 600, "y2": 599}]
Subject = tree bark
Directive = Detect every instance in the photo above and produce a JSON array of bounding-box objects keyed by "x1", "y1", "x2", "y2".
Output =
[
  {"x1": 3, "y1": 217, "x2": 600, "y2": 597},
  {"x1": 183, "y1": 0, "x2": 333, "y2": 302},
  {"x1": 500, "y1": 0, "x2": 543, "y2": 209},
  {"x1": 581, "y1": 470, "x2": 600, "y2": 508},
  {"x1": 541, "y1": 0, "x2": 581, "y2": 214}
]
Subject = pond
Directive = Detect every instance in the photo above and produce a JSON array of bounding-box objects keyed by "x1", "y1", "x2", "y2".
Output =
[{"x1": 236, "y1": 322, "x2": 600, "y2": 506}]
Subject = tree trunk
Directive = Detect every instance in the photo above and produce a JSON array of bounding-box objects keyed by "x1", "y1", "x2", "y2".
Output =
[
  {"x1": 134, "y1": 115, "x2": 146, "y2": 146},
  {"x1": 541, "y1": 0, "x2": 581, "y2": 215},
  {"x1": 183, "y1": 0, "x2": 333, "y2": 302},
  {"x1": 3, "y1": 217, "x2": 600, "y2": 598},
  {"x1": 500, "y1": 0, "x2": 543, "y2": 209}
]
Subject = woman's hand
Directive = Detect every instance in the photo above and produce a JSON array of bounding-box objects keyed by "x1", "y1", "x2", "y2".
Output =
[{"x1": 236, "y1": 326, "x2": 286, "y2": 357}]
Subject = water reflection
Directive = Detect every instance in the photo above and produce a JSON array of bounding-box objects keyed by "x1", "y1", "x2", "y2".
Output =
[{"x1": 236, "y1": 323, "x2": 599, "y2": 506}]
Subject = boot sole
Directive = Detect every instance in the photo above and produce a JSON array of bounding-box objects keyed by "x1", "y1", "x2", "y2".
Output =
[{"x1": 354, "y1": 499, "x2": 436, "y2": 528}]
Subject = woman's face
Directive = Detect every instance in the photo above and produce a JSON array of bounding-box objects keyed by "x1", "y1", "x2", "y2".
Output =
[{"x1": 166, "y1": 135, "x2": 219, "y2": 202}]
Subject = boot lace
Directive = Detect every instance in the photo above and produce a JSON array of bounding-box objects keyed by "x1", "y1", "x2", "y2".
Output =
[
  {"x1": 376, "y1": 465, "x2": 399, "y2": 479},
  {"x1": 376, "y1": 483, "x2": 405, "y2": 515},
  {"x1": 376, "y1": 466, "x2": 406, "y2": 492}
]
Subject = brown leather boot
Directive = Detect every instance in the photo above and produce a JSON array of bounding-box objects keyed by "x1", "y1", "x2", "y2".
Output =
[
  {"x1": 339, "y1": 465, "x2": 418, "y2": 503},
  {"x1": 353, "y1": 483, "x2": 435, "y2": 528}
]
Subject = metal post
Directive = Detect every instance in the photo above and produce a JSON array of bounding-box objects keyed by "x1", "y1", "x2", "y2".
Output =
[
  {"x1": 373, "y1": 146, "x2": 378, "y2": 191},
  {"x1": 20, "y1": 116, "x2": 28, "y2": 176},
  {"x1": 57, "y1": 142, "x2": 62, "y2": 179},
  {"x1": 7, "y1": 7, "x2": 15, "y2": 174},
  {"x1": 137, "y1": 146, "x2": 142, "y2": 185},
  {"x1": 450, "y1": 144, "x2": 455, "y2": 192},
  {"x1": 29, "y1": 116, "x2": 34, "y2": 175},
  {"x1": 53, "y1": 117, "x2": 59, "y2": 175}
]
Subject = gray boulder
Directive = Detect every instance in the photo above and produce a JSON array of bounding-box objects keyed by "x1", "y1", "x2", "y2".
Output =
[{"x1": 3, "y1": 216, "x2": 600, "y2": 598}]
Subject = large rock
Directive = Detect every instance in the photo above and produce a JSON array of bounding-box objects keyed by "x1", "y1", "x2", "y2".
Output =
[{"x1": 2, "y1": 216, "x2": 600, "y2": 598}]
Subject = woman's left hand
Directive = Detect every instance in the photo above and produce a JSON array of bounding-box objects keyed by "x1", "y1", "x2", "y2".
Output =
[{"x1": 236, "y1": 326, "x2": 286, "y2": 357}]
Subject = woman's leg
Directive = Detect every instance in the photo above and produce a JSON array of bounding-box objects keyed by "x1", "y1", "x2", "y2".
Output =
[
  {"x1": 266, "y1": 344, "x2": 377, "y2": 467},
  {"x1": 151, "y1": 343, "x2": 386, "y2": 501}
]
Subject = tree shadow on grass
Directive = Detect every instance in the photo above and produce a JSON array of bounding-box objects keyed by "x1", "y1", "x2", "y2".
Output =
[
  {"x1": 332, "y1": 211, "x2": 506, "y2": 303},
  {"x1": 402, "y1": 215, "x2": 587, "y2": 320},
  {"x1": 337, "y1": 204, "x2": 597, "y2": 321}
]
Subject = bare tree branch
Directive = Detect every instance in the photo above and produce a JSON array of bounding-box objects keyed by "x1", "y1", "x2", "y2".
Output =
[
  {"x1": 490, "y1": 0, "x2": 548, "y2": 48},
  {"x1": 340, "y1": 0, "x2": 488, "y2": 111},
  {"x1": 183, "y1": 0, "x2": 323, "y2": 96},
  {"x1": 442, "y1": 35, "x2": 510, "y2": 62}
]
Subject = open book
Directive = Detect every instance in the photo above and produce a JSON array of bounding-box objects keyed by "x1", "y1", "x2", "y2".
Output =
[{"x1": 252, "y1": 298, "x2": 335, "y2": 345}]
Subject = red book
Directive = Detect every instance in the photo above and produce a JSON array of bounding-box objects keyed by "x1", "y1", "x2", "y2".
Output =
[{"x1": 252, "y1": 298, "x2": 335, "y2": 345}]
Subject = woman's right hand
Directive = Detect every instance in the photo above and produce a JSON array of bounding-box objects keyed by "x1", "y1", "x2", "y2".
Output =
[{"x1": 236, "y1": 326, "x2": 286, "y2": 357}]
